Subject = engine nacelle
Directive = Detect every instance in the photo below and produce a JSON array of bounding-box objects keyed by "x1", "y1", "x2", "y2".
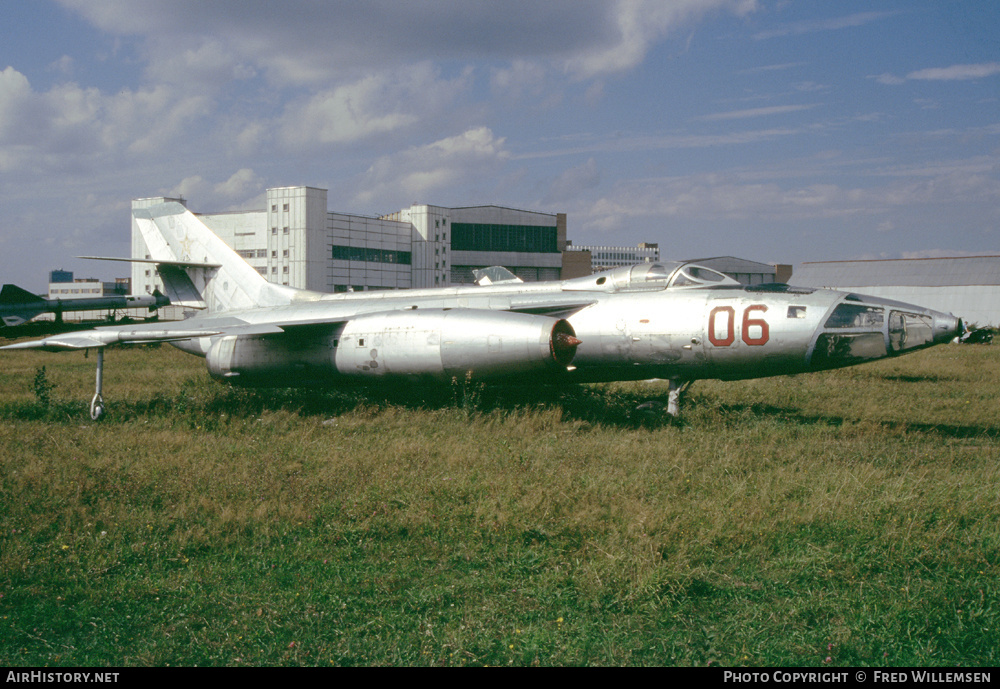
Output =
[
  {"x1": 204, "y1": 309, "x2": 580, "y2": 384},
  {"x1": 335, "y1": 309, "x2": 579, "y2": 381}
]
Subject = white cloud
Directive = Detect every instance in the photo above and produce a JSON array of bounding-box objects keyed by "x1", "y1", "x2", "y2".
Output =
[
  {"x1": 579, "y1": 157, "x2": 1000, "y2": 232},
  {"x1": 280, "y1": 64, "x2": 471, "y2": 147},
  {"x1": 49, "y1": 55, "x2": 75, "y2": 77},
  {"x1": 169, "y1": 175, "x2": 210, "y2": 200},
  {"x1": 0, "y1": 67, "x2": 104, "y2": 171},
  {"x1": 907, "y1": 63, "x2": 1000, "y2": 81},
  {"x1": 490, "y1": 60, "x2": 548, "y2": 100},
  {"x1": 144, "y1": 37, "x2": 257, "y2": 89},
  {"x1": 752, "y1": 11, "x2": 900, "y2": 40},
  {"x1": 871, "y1": 73, "x2": 905, "y2": 86},
  {"x1": 544, "y1": 158, "x2": 601, "y2": 204},
  {"x1": 58, "y1": 0, "x2": 760, "y2": 88},
  {"x1": 215, "y1": 168, "x2": 262, "y2": 199},
  {"x1": 103, "y1": 85, "x2": 213, "y2": 154},
  {"x1": 352, "y1": 127, "x2": 509, "y2": 207},
  {"x1": 873, "y1": 63, "x2": 1000, "y2": 86},
  {"x1": 698, "y1": 104, "x2": 818, "y2": 121},
  {"x1": 0, "y1": 66, "x2": 214, "y2": 171},
  {"x1": 565, "y1": 0, "x2": 758, "y2": 79}
]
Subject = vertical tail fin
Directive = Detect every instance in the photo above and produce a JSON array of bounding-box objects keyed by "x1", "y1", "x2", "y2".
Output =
[
  {"x1": 0, "y1": 284, "x2": 48, "y2": 326},
  {"x1": 134, "y1": 202, "x2": 307, "y2": 313}
]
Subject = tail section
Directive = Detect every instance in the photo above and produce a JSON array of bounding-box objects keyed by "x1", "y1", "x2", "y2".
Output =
[
  {"x1": 0, "y1": 284, "x2": 48, "y2": 326},
  {"x1": 133, "y1": 202, "x2": 313, "y2": 313}
]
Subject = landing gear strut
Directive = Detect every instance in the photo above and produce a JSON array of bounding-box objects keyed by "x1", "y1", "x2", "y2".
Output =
[
  {"x1": 90, "y1": 348, "x2": 105, "y2": 421},
  {"x1": 667, "y1": 378, "x2": 692, "y2": 417},
  {"x1": 635, "y1": 378, "x2": 693, "y2": 423}
]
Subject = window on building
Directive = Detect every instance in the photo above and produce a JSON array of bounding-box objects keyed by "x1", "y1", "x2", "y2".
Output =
[
  {"x1": 283, "y1": 249, "x2": 289, "y2": 258},
  {"x1": 283, "y1": 203, "x2": 289, "y2": 212},
  {"x1": 283, "y1": 227, "x2": 289, "y2": 234},
  {"x1": 451, "y1": 223, "x2": 557, "y2": 253}
]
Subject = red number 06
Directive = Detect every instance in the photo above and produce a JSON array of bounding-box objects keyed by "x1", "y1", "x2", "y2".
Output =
[{"x1": 708, "y1": 305, "x2": 769, "y2": 347}]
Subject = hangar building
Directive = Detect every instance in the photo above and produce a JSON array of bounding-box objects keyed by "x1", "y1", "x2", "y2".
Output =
[
  {"x1": 793, "y1": 256, "x2": 1000, "y2": 326},
  {"x1": 132, "y1": 186, "x2": 567, "y2": 296}
]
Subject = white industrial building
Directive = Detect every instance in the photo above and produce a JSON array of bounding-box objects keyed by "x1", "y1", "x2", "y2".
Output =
[
  {"x1": 794, "y1": 256, "x2": 1000, "y2": 326},
  {"x1": 566, "y1": 242, "x2": 660, "y2": 271},
  {"x1": 132, "y1": 186, "x2": 567, "y2": 296}
]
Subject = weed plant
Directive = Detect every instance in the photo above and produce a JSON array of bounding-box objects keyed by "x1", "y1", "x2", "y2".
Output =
[{"x1": 0, "y1": 343, "x2": 997, "y2": 666}]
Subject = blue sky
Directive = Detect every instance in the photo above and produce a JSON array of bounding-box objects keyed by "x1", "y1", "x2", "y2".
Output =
[{"x1": 1, "y1": 0, "x2": 998, "y2": 291}]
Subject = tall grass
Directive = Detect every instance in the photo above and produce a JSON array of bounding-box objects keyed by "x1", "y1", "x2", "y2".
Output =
[{"x1": 0, "y1": 343, "x2": 997, "y2": 666}]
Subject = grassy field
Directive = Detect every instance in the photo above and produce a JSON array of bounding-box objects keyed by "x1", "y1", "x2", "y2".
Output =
[{"x1": 0, "y1": 340, "x2": 997, "y2": 666}]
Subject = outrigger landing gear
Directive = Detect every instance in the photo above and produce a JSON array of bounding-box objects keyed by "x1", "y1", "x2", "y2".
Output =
[{"x1": 90, "y1": 348, "x2": 105, "y2": 421}]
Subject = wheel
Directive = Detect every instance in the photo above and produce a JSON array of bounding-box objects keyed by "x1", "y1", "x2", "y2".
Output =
[{"x1": 90, "y1": 394, "x2": 105, "y2": 421}]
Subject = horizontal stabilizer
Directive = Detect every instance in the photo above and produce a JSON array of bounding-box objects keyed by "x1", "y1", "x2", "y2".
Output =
[{"x1": 79, "y1": 255, "x2": 222, "y2": 268}]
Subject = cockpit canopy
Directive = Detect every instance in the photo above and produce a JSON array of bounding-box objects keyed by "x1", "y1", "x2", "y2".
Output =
[{"x1": 562, "y1": 261, "x2": 739, "y2": 293}]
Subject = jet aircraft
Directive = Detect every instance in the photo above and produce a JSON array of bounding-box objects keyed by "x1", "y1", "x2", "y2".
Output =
[
  {"x1": 0, "y1": 283, "x2": 169, "y2": 327},
  {"x1": 2, "y1": 202, "x2": 963, "y2": 420}
]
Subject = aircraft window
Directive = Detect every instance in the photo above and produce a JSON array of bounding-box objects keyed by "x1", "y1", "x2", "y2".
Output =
[
  {"x1": 686, "y1": 267, "x2": 727, "y2": 282},
  {"x1": 824, "y1": 303, "x2": 884, "y2": 329},
  {"x1": 596, "y1": 277, "x2": 607, "y2": 285},
  {"x1": 788, "y1": 306, "x2": 807, "y2": 319},
  {"x1": 812, "y1": 332, "x2": 887, "y2": 368},
  {"x1": 888, "y1": 311, "x2": 934, "y2": 352},
  {"x1": 670, "y1": 265, "x2": 731, "y2": 288},
  {"x1": 644, "y1": 264, "x2": 673, "y2": 281}
]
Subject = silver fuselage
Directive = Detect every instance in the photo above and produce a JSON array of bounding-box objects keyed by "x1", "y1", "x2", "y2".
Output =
[{"x1": 167, "y1": 262, "x2": 962, "y2": 386}]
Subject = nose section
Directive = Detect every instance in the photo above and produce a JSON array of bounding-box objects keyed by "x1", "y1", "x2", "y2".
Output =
[{"x1": 933, "y1": 312, "x2": 963, "y2": 345}]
